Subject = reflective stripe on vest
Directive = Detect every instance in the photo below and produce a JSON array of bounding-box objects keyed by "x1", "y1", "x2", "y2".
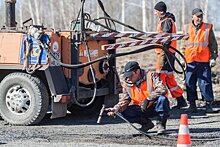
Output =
[
  {"x1": 184, "y1": 23, "x2": 212, "y2": 63},
  {"x1": 156, "y1": 70, "x2": 173, "y2": 75},
  {"x1": 126, "y1": 72, "x2": 154, "y2": 105},
  {"x1": 185, "y1": 23, "x2": 209, "y2": 47},
  {"x1": 155, "y1": 17, "x2": 177, "y2": 53}
]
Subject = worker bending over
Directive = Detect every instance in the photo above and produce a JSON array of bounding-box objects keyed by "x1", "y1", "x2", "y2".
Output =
[{"x1": 106, "y1": 61, "x2": 170, "y2": 135}]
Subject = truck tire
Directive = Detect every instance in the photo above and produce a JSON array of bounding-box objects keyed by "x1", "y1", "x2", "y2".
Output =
[{"x1": 0, "y1": 72, "x2": 49, "y2": 125}]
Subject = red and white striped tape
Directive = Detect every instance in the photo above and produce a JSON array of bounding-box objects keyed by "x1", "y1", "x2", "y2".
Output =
[
  {"x1": 89, "y1": 32, "x2": 188, "y2": 39},
  {"x1": 102, "y1": 35, "x2": 188, "y2": 50}
]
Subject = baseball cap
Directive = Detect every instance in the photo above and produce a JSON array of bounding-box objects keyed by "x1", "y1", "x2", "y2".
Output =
[
  {"x1": 192, "y1": 8, "x2": 204, "y2": 16},
  {"x1": 123, "y1": 61, "x2": 140, "y2": 78}
]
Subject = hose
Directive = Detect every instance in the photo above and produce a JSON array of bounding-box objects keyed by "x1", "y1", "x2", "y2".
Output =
[
  {"x1": 96, "y1": 0, "x2": 116, "y2": 30},
  {"x1": 94, "y1": 16, "x2": 144, "y2": 33},
  {"x1": 69, "y1": 0, "x2": 97, "y2": 107},
  {"x1": 42, "y1": 43, "x2": 186, "y2": 79},
  {"x1": 161, "y1": 44, "x2": 186, "y2": 80}
]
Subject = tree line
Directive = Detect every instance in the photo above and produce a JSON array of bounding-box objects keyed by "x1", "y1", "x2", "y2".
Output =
[{"x1": 0, "y1": 0, "x2": 219, "y2": 32}]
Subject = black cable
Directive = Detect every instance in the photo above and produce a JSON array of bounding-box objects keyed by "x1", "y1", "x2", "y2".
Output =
[
  {"x1": 97, "y1": 0, "x2": 116, "y2": 30},
  {"x1": 95, "y1": 17, "x2": 144, "y2": 33},
  {"x1": 43, "y1": 43, "x2": 184, "y2": 77},
  {"x1": 161, "y1": 45, "x2": 186, "y2": 80},
  {"x1": 169, "y1": 45, "x2": 187, "y2": 70}
]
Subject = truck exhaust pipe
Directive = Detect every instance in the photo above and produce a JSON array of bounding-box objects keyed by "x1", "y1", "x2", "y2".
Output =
[{"x1": 5, "y1": 0, "x2": 16, "y2": 28}]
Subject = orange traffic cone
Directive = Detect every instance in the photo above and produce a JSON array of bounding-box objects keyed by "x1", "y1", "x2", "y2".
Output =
[{"x1": 177, "y1": 114, "x2": 191, "y2": 147}]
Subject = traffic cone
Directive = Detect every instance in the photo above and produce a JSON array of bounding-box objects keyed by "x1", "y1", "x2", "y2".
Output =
[{"x1": 177, "y1": 114, "x2": 191, "y2": 147}]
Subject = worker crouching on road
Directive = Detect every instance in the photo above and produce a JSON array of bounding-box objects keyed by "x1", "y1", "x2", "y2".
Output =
[
  {"x1": 106, "y1": 61, "x2": 170, "y2": 135},
  {"x1": 154, "y1": 1, "x2": 188, "y2": 109},
  {"x1": 183, "y1": 8, "x2": 218, "y2": 113}
]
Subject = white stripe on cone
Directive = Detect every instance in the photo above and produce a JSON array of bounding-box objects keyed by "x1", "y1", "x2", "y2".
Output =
[{"x1": 178, "y1": 125, "x2": 190, "y2": 134}]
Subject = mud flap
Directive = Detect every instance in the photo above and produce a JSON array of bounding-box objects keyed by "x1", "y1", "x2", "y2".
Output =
[{"x1": 50, "y1": 95, "x2": 67, "y2": 119}]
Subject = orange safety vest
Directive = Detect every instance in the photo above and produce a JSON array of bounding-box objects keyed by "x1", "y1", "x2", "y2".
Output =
[
  {"x1": 183, "y1": 23, "x2": 212, "y2": 63},
  {"x1": 126, "y1": 72, "x2": 154, "y2": 106},
  {"x1": 155, "y1": 17, "x2": 177, "y2": 53}
]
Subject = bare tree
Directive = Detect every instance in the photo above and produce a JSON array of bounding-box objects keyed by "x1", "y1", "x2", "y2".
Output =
[
  {"x1": 204, "y1": 0, "x2": 209, "y2": 22},
  {"x1": 121, "y1": 0, "x2": 125, "y2": 31},
  {"x1": 34, "y1": 0, "x2": 40, "y2": 24},
  {"x1": 0, "y1": 0, "x2": 219, "y2": 31},
  {"x1": 28, "y1": 0, "x2": 35, "y2": 24},
  {"x1": 19, "y1": 1, "x2": 23, "y2": 27},
  {"x1": 142, "y1": 0, "x2": 146, "y2": 32},
  {"x1": 181, "y1": 0, "x2": 185, "y2": 29},
  {"x1": 49, "y1": 0, "x2": 55, "y2": 27},
  {"x1": 60, "y1": 0, "x2": 68, "y2": 29}
]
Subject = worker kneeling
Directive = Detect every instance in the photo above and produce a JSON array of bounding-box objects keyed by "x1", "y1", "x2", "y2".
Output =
[{"x1": 106, "y1": 61, "x2": 170, "y2": 135}]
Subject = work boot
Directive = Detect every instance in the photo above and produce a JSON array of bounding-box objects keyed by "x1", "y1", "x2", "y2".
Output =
[
  {"x1": 138, "y1": 117, "x2": 154, "y2": 132},
  {"x1": 156, "y1": 117, "x2": 167, "y2": 135},
  {"x1": 206, "y1": 101, "x2": 215, "y2": 113},
  {"x1": 186, "y1": 102, "x2": 197, "y2": 113},
  {"x1": 175, "y1": 96, "x2": 188, "y2": 108}
]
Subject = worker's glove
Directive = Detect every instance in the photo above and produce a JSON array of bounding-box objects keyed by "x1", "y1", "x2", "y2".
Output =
[
  {"x1": 210, "y1": 59, "x2": 216, "y2": 67},
  {"x1": 105, "y1": 106, "x2": 120, "y2": 117},
  {"x1": 140, "y1": 98, "x2": 150, "y2": 112}
]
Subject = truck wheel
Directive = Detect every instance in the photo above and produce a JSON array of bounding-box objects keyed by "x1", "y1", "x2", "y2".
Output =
[
  {"x1": 0, "y1": 72, "x2": 49, "y2": 125},
  {"x1": 67, "y1": 96, "x2": 104, "y2": 115}
]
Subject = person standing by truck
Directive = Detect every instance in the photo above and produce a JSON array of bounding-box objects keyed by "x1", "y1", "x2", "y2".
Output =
[
  {"x1": 154, "y1": 1, "x2": 187, "y2": 109},
  {"x1": 183, "y1": 8, "x2": 218, "y2": 113}
]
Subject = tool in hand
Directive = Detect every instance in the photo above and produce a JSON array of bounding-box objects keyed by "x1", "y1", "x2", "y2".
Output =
[{"x1": 97, "y1": 104, "x2": 106, "y2": 124}]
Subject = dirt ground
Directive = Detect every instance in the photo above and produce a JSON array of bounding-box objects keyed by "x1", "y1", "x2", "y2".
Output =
[
  {"x1": 1, "y1": 106, "x2": 220, "y2": 147},
  {"x1": 0, "y1": 38, "x2": 219, "y2": 147}
]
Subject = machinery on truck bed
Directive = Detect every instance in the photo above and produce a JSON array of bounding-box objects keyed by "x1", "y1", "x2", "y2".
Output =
[
  {"x1": 0, "y1": 0, "x2": 187, "y2": 125},
  {"x1": 0, "y1": 0, "x2": 122, "y2": 125}
]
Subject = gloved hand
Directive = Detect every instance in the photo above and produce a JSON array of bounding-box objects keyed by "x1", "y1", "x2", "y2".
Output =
[
  {"x1": 105, "y1": 106, "x2": 120, "y2": 117},
  {"x1": 210, "y1": 59, "x2": 216, "y2": 67},
  {"x1": 140, "y1": 99, "x2": 150, "y2": 112}
]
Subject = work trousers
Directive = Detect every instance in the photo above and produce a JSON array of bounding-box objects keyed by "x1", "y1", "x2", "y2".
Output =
[
  {"x1": 156, "y1": 52, "x2": 183, "y2": 98},
  {"x1": 121, "y1": 96, "x2": 170, "y2": 123},
  {"x1": 185, "y1": 62, "x2": 214, "y2": 102}
]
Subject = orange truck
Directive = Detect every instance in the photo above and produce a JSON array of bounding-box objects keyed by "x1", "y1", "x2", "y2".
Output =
[{"x1": 0, "y1": 0, "x2": 121, "y2": 125}]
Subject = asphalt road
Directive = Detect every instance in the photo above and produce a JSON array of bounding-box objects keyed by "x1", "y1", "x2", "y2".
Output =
[{"x1": 0, "y1": 101, "x2": 220, "y2": 147}]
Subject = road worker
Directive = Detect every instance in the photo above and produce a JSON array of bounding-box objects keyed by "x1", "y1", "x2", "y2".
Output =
[
  {"x1": 106, "y1": 61, "x2": 170, "y2": 135},
  {"x1": 154, "y1": 1, "x2": 187, "y2": 109},
  {"x1": 183, "y1": 8, "x2": 218, "y2": 113}
]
